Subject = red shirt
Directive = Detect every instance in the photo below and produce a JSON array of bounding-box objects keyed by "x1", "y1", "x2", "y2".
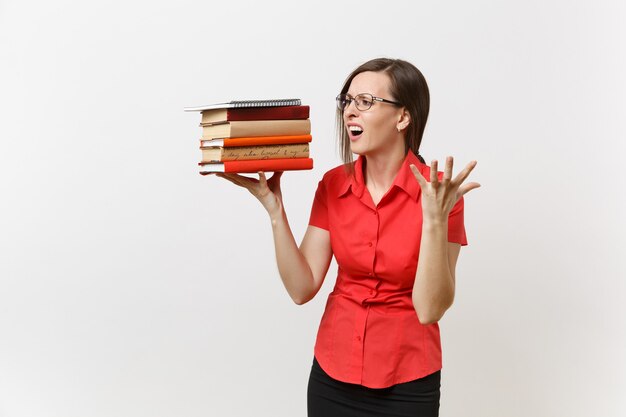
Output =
[{"x1": 308, "y1": 150, "x2": 468, "y2": 389}]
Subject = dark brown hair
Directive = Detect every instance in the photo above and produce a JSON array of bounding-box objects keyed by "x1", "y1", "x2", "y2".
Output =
[{"x1": 337, "y1": 58, "x2": 430, "y2": 169}]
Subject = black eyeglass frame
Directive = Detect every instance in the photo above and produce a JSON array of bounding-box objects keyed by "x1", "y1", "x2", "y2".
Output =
[{"x1": 336, "y1": 93, "x2": 402, "y2": 111}]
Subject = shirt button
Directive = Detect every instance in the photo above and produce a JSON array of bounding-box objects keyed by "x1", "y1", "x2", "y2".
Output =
[
  {"x1": 368, "y1": 242, "x2": 373, "y2": 247},
  {"x1": 356, "y1": 336, "x2": 362, "y2": 341},
  {"x1": 370, "y1": 290, "x2": 374, "y2": 295}
]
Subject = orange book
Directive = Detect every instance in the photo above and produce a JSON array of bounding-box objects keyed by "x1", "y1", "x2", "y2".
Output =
[
  {"x1": 200, "y1": 134, "x2": 312, "y2": 148},
  {"x1": 199, "y1": 158, "x2": 313, "y2": 174}
]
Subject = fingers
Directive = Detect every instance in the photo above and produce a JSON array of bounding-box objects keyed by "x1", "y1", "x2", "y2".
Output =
[
  {"x1": 430, "y1": 160, "x2": 438, "y2": 184},
  {"x1": 265, "y1": 171, "x2": 283, "y2": 185},
  {"x1": 410, "y1": 164, "x2": 427, "y2": 188},
  {"x1": 260, "y1": 171, "x2": 284, "y2": 186},
  {"x1": 216, "y1": 173, "x2": 243, "y2": 187},
  {"x1": 413, "y1": 158, "x2": 478, "y2": 193},
  {"x1": 452, "y1": 160, "x2": 478, "y2": 185},
  {"x1": 267, "y1": 171, "x2": 284, "y2": 196},
  {"x1": 442, "y1": 156, "x2": 453, "y2": 184},
  {"x1": 457, "y1": 181, "x2": 481, "y2": 197},
  {"x1": 271, "y1": 171, "x2": 284, "y2": 181},
  {"x1": 214, "y1": 172, "x2": 259, "y2": 189},
  {"x1": 208, "y1": 171, "x2": 283, "y2": 190}
]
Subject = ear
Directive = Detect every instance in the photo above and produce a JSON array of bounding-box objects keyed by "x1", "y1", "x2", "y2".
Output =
[{"x1": 396, "y1": 108, "x2": 411, "y2": 131}]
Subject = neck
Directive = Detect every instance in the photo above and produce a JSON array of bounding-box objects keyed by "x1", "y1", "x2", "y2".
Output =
[{"x1": 363, "y1": 141, "x2": 406, "y2": 192}]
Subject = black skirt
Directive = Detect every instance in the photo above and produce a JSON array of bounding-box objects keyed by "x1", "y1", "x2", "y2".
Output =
[{"x1": 307, "y1": 357, "x2": 441, "y2": 417}]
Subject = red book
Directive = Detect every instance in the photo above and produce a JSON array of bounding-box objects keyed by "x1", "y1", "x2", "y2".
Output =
[
  {"x1": 201, "y1": 106, "x2": 310, "y2": 125},
  {"x1": 199, "y1": 158, "x2": 313, "y2": 174}
]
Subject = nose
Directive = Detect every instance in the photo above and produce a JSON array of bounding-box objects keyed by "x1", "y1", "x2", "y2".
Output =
[{"x1": 343, "y1": 98, "x2": 359, "y2": 118}]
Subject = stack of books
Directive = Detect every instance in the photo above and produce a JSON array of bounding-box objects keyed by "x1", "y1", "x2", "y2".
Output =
[{"x1": 184, "y1": 99, "x2": 314, "y2": 174}]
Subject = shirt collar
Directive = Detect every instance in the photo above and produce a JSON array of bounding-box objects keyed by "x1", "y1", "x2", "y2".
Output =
[
  {"x1": 337, "y1": 150, "x2": 424, "y2": 201},
  {"x1": 337, "y1": 155, "x2": 365, "y2": 198}
]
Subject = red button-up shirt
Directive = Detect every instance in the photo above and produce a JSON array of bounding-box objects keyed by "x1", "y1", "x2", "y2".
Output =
[{"x1": 308, "y1": 150, "x2": 468, "y2": 389}]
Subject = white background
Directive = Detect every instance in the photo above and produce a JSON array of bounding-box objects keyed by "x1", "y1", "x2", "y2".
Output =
[{"x1": 1, "y1": 1, "x2": 625, "y2": 416}]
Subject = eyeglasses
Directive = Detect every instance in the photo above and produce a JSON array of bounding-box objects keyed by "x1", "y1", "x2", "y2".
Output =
[{"x1": 336, "y1": 93, "x2": 402, "y2": 111}]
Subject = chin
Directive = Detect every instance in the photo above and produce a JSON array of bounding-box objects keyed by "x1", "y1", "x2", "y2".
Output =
[
  {"x1": 349, "y1": 144, "x2": 363, "y2": 153},
  {"x1": 349, "y1": 139, "x2": 367, "y2": 156},
  {"x1": 349, "y1": 146, "x2": 365, "y2": 157},
  {"x1": 349, "y1": 142, "x2": 374, "y2": 157}
]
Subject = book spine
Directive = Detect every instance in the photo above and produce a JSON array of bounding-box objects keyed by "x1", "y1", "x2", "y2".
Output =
[
  {"x1": 226, "y1": 106, "x2": 310, "y2": 122},
  {"x1": 199, "y1": 158, "x2": 313, "y2": 173},
  {"x1": 201, "y1": 120, "x2": 311, "y2": 140},
  {"x1": 203, "y1": 144, "x2": 309, "y2": 162},
  {"x1": 201, "y1": 134, "x2": 313, "y2": 148},
  {"x1": 228, "y1": 119, "x2": 311, "y2": 138},
  {"x1": 200, "y1": 106, "x2": 310, "y2": 125}
]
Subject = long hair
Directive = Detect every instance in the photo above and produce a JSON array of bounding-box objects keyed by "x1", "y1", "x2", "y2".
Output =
[{"x1": 336, "y1": 58, "x2": 430, "y2": 171}]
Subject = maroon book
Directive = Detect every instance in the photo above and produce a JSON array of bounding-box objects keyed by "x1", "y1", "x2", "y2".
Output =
[{"x1": 201, "y1": 106, "x2": 310, "y2": 125}]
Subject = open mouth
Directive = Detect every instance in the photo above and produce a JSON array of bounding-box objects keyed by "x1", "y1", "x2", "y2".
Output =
[{"x1": 348, "y1": 125, "x2": 363, "y2": 139}]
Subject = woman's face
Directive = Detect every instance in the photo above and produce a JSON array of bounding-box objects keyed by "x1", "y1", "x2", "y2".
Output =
[{"x1": 343, "y1": 71, "x2": 404, "y2": 157}]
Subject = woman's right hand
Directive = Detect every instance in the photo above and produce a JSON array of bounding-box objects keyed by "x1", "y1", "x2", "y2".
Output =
[{"x1": 212, "y1": 171, "x2": 284, "y2": 215}]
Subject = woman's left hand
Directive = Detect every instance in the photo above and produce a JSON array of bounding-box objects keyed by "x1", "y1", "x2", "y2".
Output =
[{"x1": 410, "y1": 157, "x2": 480, "y2": 223}]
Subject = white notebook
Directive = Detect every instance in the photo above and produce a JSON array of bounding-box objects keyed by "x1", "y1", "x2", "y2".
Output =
[{"x1": 184, "y1": 98, "x2": 301, "y2": 112}]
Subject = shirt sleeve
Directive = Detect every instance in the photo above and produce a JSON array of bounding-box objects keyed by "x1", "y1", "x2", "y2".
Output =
[
  {"x1": 308, "y1": 178, "x2": 329, "y2": 231},
  {"x1": 448, "y1": 195, "x2": 468, "y2": 246}
]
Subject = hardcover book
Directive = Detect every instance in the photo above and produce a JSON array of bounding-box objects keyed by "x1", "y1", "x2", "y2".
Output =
[
  {"x1": 199, "y1": 157, "x2": 313, "y2": 173},
  {"x1": 200, "y1": 134, "x2": 312, "y2": 148},
  {"x1": 200, "y1": 105, "x2": 310, "y2": 125},
  {"x1": 201, "y1": 143, "x2": 309, "y2": 162},
  {"x1": 201, "y1": 119, "x2": 311, "y2": 140}
]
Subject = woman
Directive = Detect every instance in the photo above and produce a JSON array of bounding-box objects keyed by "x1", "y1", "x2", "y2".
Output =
[{"x1": 211, "y1": 58, "x2": 480, "y2": 417}]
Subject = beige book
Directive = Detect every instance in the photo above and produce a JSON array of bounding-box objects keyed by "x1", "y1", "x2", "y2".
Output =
[
  {"x1": 201, "y1": 143, "x2": 310, "y2": 162},
  {"x1": 201, "y1": 119, "x2": 311, "y2": 140}
]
